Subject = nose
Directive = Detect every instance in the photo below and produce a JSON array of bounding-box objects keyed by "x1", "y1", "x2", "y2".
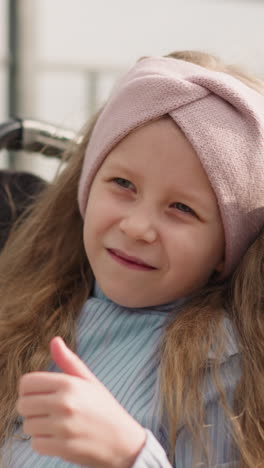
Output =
[{"x1": 119, "y1": 206, "x2": 158, "y2": 243}]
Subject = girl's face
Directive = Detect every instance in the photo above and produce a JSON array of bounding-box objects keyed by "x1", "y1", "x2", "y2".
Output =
[{"x1": 83, "y1": 117, "x2": 225, "y2": 308}]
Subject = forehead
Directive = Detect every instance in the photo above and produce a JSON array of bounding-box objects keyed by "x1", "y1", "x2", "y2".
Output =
[{"x1": 101, "y1": 117, "x2": 213, "y2": 193}]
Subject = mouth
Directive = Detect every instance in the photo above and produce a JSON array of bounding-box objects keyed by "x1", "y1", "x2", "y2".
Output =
[{"x1": 107, "y1": 248, "x2": 157, "y2": 271}]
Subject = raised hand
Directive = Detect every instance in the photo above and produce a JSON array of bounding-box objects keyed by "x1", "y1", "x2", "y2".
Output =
[{"x1": 16, "y1": 337, "x2": 146, "y2": 468}]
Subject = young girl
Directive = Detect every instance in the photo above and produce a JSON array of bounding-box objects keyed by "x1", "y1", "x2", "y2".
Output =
[{"x1": 0, "y1": 50, "x2": 264, "y2": 468}]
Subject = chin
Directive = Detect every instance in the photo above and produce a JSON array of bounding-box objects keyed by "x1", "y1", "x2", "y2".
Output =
[
  {"x1": 99, "y1": 282, "x2": 154, "y2": 308},
  {"x1": 110, "y1": 292, "x2": 149, "y2": 308}
]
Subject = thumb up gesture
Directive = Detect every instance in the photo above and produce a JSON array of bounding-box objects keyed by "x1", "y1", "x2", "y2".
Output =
[{"x1": 16, "y1": 337, "x2": 146, "y2": 468}]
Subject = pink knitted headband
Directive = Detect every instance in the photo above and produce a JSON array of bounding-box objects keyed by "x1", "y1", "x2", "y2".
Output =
[{"x1": 78, "y1": 56, "x2": 264, "y2": 277}]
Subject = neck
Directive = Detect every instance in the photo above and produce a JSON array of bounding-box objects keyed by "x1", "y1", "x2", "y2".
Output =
[{"x1": 92, "y1": 281, "x2": 187, "y2": 313}]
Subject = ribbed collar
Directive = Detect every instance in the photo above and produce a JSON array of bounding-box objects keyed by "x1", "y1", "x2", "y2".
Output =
[{"x1": 91, "y1": 284, "x2": 239, "y2": 360}]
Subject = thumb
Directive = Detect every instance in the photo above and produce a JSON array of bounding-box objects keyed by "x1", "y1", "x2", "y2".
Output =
[{"x1": 50, "y1": 336, "x2": 96, "y2": 382}]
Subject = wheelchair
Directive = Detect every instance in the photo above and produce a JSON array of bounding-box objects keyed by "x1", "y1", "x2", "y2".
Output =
[{"x1": 0, "y1": 118, "x2": 77, "y2": 250}]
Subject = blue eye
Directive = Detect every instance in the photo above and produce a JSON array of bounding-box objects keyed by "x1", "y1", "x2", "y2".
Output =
[
  {"x1": 172, "y1": 202, "x2": 194, "y2": 215},
  {"x1": 113, "y1": 178, "x2": 134, "y2": 189}
]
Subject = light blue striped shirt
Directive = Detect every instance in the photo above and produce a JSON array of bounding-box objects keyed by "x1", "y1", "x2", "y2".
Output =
[{"x1": 3, "y1": 284, "x2": 240, "y2": 467}]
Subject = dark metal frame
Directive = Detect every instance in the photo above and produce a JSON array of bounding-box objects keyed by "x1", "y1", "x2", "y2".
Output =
[{"x1": 0, "y1": 118, "x2": 77, "y2": 158}]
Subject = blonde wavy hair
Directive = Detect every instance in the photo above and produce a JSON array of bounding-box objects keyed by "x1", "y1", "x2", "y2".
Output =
[{"x1": 0, "y1": 51, "x2": 263, "y2": 467}]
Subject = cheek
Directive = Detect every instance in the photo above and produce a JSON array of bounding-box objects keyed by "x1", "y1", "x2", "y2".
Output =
[
  {"x1": 167, "y1": 233, "x2": 220, "y2": 293},
  {"x1": 205, "y1": 221, "x2": 225, "y2": 265},
  {"x1": 84, "y1": 194, "x2": 122, "y2": 242},
  {"x1": 195, "y1": 230, "x2": 224, "y2": 267},
  {"x1": 166, "y1": 224, "x2": 223, "y2": 269}
]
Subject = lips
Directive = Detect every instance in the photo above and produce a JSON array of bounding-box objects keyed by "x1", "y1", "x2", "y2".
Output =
[{"x1": 107, "y1": 248, "x2": 156, "y2": 269}]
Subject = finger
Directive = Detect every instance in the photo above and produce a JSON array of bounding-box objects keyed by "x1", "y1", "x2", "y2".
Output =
[
  {"x1": 50, "y1": 337, "x2": 97, "y2": 382},
  {"x1": 24, "y1": 414, "x2": 78, "y2": 439},
  {"x1": 31, "y1": 436, "x2": 60, "y2": 458},
  {"x1": 23, "y1": 415, "x2": 52, "y2": 438},
  {"x1": 18, "y1": 372, "x2": 69, "y2": 396},
  {"x1": 16, "y1": 393, "x2": 55, "y2": 418}
]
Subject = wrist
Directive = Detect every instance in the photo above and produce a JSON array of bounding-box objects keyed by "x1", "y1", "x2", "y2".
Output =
[{"x1": 114, "y1": 420, "x2": 147, "y2": 468}]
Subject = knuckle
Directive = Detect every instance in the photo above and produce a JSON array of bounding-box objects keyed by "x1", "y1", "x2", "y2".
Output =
[
  {"x1": 16, "y1": 399, "x2": 22, "y2": 414},
  {"x1": 22, "y1": 419, "x2": 31, "y2": 435},
  {"x1": 19, "y1": 398, "x2": 36, "y2": 416},
  {"x1": 57, "y1": 395, "x2": 76, "y2": 416},
  {"x1": 58, "y1": 420, "x2": 76, "y2": 438},
  {"x1": 18, "y1": 373, "x2": 30, "y2": 393},
  {"x1": 61, "y1": 378, "x2": 75, "y2": 393},
  {"x1": 16, "y1": 398, "x2": 27, "y2": 416}
]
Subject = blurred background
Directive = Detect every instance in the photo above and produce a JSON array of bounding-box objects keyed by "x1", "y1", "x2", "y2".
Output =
[{"x1": 0, "y1": 0, "x2": 263, "y2": 180}]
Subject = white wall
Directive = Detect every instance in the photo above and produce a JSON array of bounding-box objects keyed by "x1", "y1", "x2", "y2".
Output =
[
  {"x1": 36, "y1": 0, "x2": 264, "y2": 71},
  {"x1": 33, "y1": 0, "x2": 264, "y2": 127}
]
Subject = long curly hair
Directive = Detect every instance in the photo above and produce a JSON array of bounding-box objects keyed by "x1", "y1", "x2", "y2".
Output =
[{"x1": 0, "y1": 51, "x2": 263, "y2": 467}]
